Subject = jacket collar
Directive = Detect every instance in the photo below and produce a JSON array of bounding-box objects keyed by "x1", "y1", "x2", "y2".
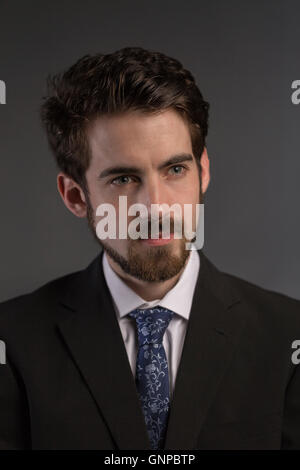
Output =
[{"x1": 57, "y1": 248, "x2": 246, "y2": 449}]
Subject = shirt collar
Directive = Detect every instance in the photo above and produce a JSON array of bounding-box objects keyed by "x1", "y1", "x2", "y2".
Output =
[{"x1": 102, "y1": 248, "x2": 200, "y2": 321}]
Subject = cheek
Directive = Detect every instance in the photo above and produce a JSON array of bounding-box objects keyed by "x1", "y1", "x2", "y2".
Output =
[
  {"x1": 177, "y1": 173, "x2": 200, "y2": 204},
  {"x1": 178, "y1": 175, "x2": 200, "y2": 225},
  {"x1": 87, "y1": 185, "x2": 116, "y2": 215}
]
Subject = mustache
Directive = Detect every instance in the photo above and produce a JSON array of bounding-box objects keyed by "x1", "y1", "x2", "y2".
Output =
[{"x1": 144, "y1": 217, "x2": 182, "y2": 234}]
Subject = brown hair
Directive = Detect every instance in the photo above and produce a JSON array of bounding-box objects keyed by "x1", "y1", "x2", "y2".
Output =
[{"x1": 40, "y1": 46, "x2": 209, "y2": 193}]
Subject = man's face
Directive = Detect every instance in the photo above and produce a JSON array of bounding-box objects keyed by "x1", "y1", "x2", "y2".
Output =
[{"x1": 84, "y1": 108, "x2": 203, "y2": 282}]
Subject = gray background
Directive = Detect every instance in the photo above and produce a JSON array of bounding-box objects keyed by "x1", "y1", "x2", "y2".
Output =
[{"x1": 0, "y1": 0, "x2": 299, "y2": 302}]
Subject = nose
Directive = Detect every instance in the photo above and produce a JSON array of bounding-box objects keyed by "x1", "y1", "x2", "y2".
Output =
[
  {"x1": 137, "y1": 175, "x2": 164, "y2": 213},
  {"x1": 134, "y1": 176, "x2": 173, "y2": 231}
]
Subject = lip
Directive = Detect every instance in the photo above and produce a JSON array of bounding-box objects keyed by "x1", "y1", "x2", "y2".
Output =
[{"x1": 139, "y1": 232, "x2": 174, "y2": 245}]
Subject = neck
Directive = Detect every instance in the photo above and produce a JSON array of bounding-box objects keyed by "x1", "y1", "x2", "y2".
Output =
[{"x1": 105, "y1": 252, "x2": 190, "y2": 301}]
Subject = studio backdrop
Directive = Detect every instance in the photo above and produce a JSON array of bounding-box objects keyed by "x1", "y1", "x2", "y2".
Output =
[{"x1": 0, "y1": 0, "x2": 299, "y2": 301}]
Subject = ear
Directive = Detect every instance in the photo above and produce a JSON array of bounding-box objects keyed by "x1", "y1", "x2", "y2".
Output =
[
  {"x1": 57, "y1": 172, "x2": 87, "y2": 218},
  {"x1": 200, "y1": 146, "x2": 210, "y2": 194}
]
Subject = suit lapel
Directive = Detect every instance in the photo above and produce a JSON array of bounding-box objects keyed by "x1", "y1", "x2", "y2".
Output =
[
  {"x1": 57, "y1": 250, "x2": 151, "y2": 450},
  {"x1": 164, "y1": 250, "x2": 247, "y2": 449},
  {"x1": 57, "y1": 248, "x2": 247, "y2": 450}
]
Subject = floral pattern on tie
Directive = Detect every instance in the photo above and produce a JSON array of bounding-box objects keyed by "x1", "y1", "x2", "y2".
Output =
[{"x1": 128, "y1": 306, "x2": 174, "y2": 450}]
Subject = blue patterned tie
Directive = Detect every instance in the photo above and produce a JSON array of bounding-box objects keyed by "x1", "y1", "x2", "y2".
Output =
[{"x1": 128, "y1": 306, "x2": 174, "y2": 450}]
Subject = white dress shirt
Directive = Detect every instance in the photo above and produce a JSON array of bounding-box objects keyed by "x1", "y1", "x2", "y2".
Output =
[{"x1": 102, "y1": 248, "x2": 200, "y2": 401}]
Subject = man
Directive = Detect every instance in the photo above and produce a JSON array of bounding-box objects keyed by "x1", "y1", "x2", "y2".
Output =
[{"x1": 0, "y1": 46, "x2": 299, "y2": 450}]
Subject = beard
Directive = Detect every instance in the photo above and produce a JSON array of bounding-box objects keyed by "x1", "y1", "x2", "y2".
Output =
[{"x1": 85, "y1": 187, "x2": 203, "y2": 283}]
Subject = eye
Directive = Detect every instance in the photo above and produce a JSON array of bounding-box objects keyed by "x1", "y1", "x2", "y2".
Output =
[
  {"x1": 168, "y1": 165, "x2": 187, "y2": 176},
  {"x1": 111, "y1": 175, "x2": 135, "y2": 186}
]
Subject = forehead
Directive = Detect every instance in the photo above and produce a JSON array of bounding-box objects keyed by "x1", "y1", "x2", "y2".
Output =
[{"x1": 85, "y1": 108, "x2": 193, "y2": 169}]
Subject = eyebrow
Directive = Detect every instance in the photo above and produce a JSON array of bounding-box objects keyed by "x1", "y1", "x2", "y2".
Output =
[{"x1": 98, "y1": 153, "x2": 194, "y2": 179}]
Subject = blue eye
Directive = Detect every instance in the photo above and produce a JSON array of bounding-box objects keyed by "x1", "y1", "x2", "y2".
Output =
[
  {"x1": 111, "y1": 175, "x2": 133, "y2": 185},
  {"x1": 169, "y1": 165, "x2": 186, "y2": 175},
  {"x1": 111, "y1": 165, "x2": 187, "y2": 186}
]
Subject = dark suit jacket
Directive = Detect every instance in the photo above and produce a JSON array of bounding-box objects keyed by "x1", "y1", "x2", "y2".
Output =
[{"x1": 0, "y1": 249, "x2": 300, "y2": 450}]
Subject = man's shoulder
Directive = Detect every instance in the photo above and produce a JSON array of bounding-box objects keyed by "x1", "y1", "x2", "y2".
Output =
[
  {"x1": 200, "y1": 250, "x2": 299, "y2": 312},
  {"x1": 0, "y1": 268, "x2": 82, "y2": 325},
  {"x1": 0, "y1": 250, "x2": 103, "y2": 332},
  {"x1": 219, "y1": 267, "x2": 300, "y2": 329},
  {"x1": 223, "y1": 269, "x2": 299, "y2": 305}
]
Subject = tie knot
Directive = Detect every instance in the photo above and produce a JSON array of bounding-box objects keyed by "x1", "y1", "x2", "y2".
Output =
[{"x1": 128, "y1": 306, "x2": 174, "y2": 347}]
